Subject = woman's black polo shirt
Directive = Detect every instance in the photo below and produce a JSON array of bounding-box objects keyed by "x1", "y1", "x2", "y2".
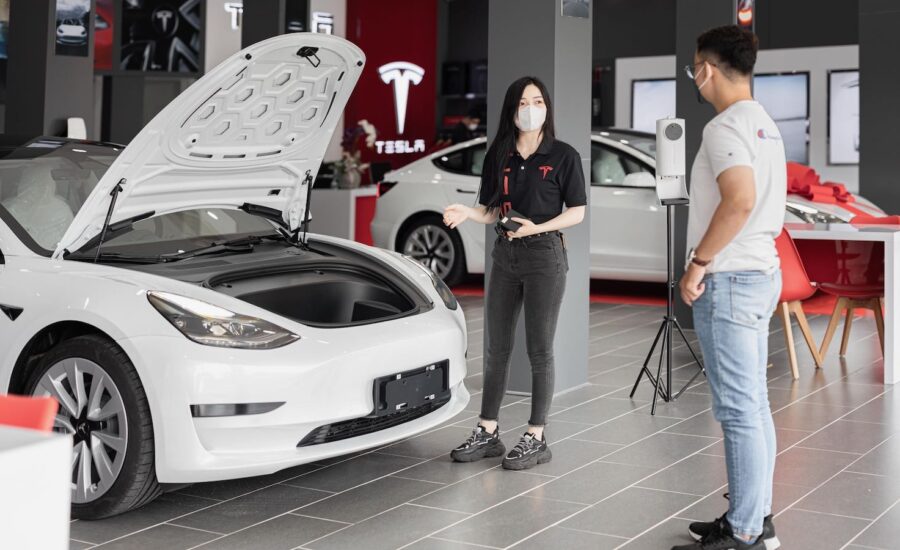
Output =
[{"x1": 478, "y1": 137, "x2": 587, "y2": 224}]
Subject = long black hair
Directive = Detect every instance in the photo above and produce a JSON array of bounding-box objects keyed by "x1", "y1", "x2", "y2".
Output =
[{"x1": 478, "y1": 76, "x2": 556, "y2": 212}]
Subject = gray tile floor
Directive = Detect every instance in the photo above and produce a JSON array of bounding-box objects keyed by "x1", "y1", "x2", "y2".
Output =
[{"x1": 70, "y1": 297, "x2": 898, "y2": 550}]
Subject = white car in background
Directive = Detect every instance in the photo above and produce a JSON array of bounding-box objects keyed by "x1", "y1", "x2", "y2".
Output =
[
  {"x1": 372, "y1": 129, "x2": 885, "y2": 285},
  {"x1": 0, "y1": 34, "x2": 468, "y2": 519}
]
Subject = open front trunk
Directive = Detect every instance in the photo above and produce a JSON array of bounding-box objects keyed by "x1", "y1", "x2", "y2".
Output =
[
  {"x1": 209, "y1": 261, "x2": 420, "y2": 327},
  {"x1": 114, "y1": 239, "x2": 434, "y2": 328}
]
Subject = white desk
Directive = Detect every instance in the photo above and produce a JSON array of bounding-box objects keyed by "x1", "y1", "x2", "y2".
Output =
[
  {"x1": 786, "y1": 222, "x2": 900, "y2": 384},
  {"x1": 0, "y1": 425, "x2": 72, "y2": 549}
]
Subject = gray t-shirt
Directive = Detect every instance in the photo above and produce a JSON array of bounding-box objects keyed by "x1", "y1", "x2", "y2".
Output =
[{"x1": 687, "y1": 100, "x2": 787, "y2": 273}]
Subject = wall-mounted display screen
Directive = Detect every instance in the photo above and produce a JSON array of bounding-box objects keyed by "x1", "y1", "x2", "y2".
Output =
[
  {"x1": 753, "y1": 72, "x2": 809, "y2": 164},
  {"x1": 120, "y1": 0, "x2": 202, "y2": 73},
  {"x1": 55, "y1": 0, "x2": 91, "y2": 57},
  {"x1": 631, "y1": 78, "x2": 675, "y2": 134},
  {"x1": 829, "y1": 69, "x2": 859, "y2": 165}
]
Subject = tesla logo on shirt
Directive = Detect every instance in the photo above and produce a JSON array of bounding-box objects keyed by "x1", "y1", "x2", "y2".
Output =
[{"x1": 539, "y1": 165, "x2": 553, "y2": 179}]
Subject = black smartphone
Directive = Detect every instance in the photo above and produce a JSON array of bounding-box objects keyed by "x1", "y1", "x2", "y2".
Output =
[{"x1": 499, "y1": 210, "x2": 528, "y2": 233}]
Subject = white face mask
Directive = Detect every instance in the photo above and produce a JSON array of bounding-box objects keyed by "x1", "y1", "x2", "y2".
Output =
[
  {"x1": 515, "y1": 104, "x2": 546, "y2": 132},
  {"x1": 467, "y1": 122, "x2": 478, "y2": 131}
]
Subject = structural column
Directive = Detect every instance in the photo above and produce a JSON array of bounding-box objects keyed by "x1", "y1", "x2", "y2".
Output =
[
  {"x1": 485, "y1": 0, "x2": 591, "y2": 396},
  {"x1": 859, "y1": 0, "x2": 900, "y2": 214},
  {"x1": 673, "y1": 0, "x2": 740, "y2": 329},
  {"x1": 7, "y1": 0, "x2": 95, "y2": 137}
]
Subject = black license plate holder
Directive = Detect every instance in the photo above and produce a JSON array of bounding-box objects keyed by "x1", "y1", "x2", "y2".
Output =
[{"x1": 373, "y1": 360, "x2": 449, "y2": 416}]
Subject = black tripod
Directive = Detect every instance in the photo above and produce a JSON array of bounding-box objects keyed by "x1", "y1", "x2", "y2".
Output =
[{"x1": 630, "y1": 198, "x2": 705, "y2": 415}]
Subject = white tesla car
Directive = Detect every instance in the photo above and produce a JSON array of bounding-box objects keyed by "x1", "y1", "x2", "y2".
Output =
[
  {"x1": 372, "y1": 130, "x2": 885, "y2": 285},
  {"x1": 0, "y1": 34, "x2": 468, "y2": 519}
]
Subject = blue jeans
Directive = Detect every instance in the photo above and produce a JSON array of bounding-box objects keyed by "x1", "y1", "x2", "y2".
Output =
[{"x1": 692, "y1": 270, "x2": 781, "y2": 538}]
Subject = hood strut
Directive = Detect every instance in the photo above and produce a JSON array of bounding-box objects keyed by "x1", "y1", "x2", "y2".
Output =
[
  {"x1": 95, "y1": 178, "x2": 126, "y2": 263},
  {"x1": 301, "y1": 170, "x2": 313, "y2": 246}
]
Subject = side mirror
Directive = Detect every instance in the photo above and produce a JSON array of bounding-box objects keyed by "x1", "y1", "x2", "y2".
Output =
[{"x1": 623, "y1": 172, "x2": 656, "y2": 188}]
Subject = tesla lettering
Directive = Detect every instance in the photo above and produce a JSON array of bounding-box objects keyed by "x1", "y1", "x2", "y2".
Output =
[
  {"x1": 312, "y1": 11, "x2": 334, "y2": 34},
  {"x1": 155, "y1": 10, "x2": 174, "y2": 33},
  {"x1": 224, "y1": 2, "x2": 243, "y2": 30},
  {"x1": 378, "y1": 62, "x2": 425, "y2": 135}
]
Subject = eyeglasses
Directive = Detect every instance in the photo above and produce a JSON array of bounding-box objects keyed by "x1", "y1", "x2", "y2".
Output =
[{"x1": 683, "y1": 60, "x2": 717, "y2": 80}]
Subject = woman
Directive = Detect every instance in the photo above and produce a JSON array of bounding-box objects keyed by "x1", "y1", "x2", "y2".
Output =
[{"x1": 443, "y1": 76, "x2": 586, "y2": 470}]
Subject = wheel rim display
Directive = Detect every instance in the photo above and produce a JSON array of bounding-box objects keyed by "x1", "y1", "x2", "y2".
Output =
[
  {"x1": 404, "y1": 224, "x2": 456, "y2": 280},
  {"x1": 33, "y1": 358, "x2": 128, "y2": 504}
]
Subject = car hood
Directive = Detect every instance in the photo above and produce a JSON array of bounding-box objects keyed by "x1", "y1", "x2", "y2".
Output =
[{"x1": 53, "y1": 33, "x2": 365, "y2": 258}]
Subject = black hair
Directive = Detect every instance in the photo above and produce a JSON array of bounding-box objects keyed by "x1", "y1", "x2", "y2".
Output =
[
  {"x1": 696, "y1": 25, "x2": 759, "y2": 77},
  {"x1": 478, "y1": 76, "x2": 555, "y2": 212}
]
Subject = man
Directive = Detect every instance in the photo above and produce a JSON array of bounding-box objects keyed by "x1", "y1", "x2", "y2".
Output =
[
  {"x1": 674, "y1": 25, "x2": 786, "y2": 550},
  {"x1": 449, "y1": 107, "x2": 482, "y2": 145}
]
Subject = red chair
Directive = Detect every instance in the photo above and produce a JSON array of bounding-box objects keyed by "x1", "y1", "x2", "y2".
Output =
[
  {"x1": 0, "y1": 394, "x2": 59, "y2": 432},
  {"x1": 775, "y1": 229, "x2": 823, "y2": 379}
]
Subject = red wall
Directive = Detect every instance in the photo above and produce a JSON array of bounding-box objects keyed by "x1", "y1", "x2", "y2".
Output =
[{"x1": 345, "y1": 0, "x2": 438, "y2": 168}]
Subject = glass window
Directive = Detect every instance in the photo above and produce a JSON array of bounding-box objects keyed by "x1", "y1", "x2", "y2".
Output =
[
  {"x1": 433, "y1": 150, "x2": 466, "y2": 173},
  {"x1": 470, "y1": 144, "x2": 486, "y2": 176},
  {"x1": 590, "y1": 143, "x2": 651, "y2": 187},
  {"x1": 0, "y1": 139, "x2": 118, "y2": 253}
]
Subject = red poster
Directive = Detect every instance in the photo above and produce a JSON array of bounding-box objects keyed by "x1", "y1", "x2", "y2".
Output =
[{"x1": 344, "y1": 0, "x2": 437, "y2": 168}]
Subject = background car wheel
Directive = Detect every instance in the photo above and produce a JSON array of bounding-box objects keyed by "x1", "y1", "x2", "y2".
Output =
[
  {"x1": 26, "y1": 335, "x2": 161, "y2": 519},
  {"x1": 399, "y1": 215, "x2": 466, "y2": 287}
]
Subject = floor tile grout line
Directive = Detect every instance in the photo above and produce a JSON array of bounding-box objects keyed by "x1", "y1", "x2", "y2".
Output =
[
  {"x1": 556, "y1": 524, "x2": 631, "y2": 540},
  {"x1": 429, "y1": 535, "x2": 504, "y2": 549},
  {"x1": 289, "y1": 512, "x2": 353, "y2": 524},
  {"x1": 840, "y1": 497, "x2": 900, "y2": 550},
  {"x1": 790, "y1": 507, "x2": 878, "y2": 522},
  {"x1": 405, "y1": 501, "x2": 475, "y2": 515}
]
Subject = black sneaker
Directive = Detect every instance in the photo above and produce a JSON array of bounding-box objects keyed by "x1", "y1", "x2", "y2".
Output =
[
  {"x1": 672, "y1": 516, "x2": 765, "y2": 550},
  {"x1": 501, "y1": 432, "x2": 552, "y2": 470},
  {"x1": 450, "y1": 424, "x2": 505, "y2": 462},
  {"x1": 689, "y1": 496, "x2": 780, "y2": 550}
]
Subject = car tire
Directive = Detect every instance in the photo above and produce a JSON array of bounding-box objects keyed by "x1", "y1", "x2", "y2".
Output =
[
  {"x1": 25, "y1": 335, "x2": 161, "y2": 519},
  {"x1": 399, "y1": 214, "x2": 467, "y2": 287}
]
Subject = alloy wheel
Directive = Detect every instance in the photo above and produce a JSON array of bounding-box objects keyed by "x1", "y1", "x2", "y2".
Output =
[
  {"x1": 33, "y1": 358, "x2": 128, "y2": 504},
  {"x1": 404, "y1": 224, "x2": 456, "y2": 280}
]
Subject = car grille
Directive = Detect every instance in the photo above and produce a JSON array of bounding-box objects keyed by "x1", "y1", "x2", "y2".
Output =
[{"x1": 296, "y1": 395, "x2": 451, "y2": 448}]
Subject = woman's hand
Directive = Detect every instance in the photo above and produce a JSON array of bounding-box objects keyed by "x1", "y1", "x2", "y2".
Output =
[
  {"x1": 443, "y1": 204, "x2": 470, "y2": 229},
  {"x1": 507, "y1": 218, "x2": 540, "y2": 239}
]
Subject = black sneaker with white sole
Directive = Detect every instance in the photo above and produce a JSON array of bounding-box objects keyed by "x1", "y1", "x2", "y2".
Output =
[
  {"x1": 689, "y1": 514, "x2": 779, "y2": 550},
  {"x1": 501, "y1": 432, "x2": 551, "y2": 470},
  {"x1": 672, "y1": 516, "x2": 765, "y2": 550},
  {"x1": 450, "y1": 424, "x2": 506, "y2": 462},
  {"x1": 689, "y1": 494, "x2": 780, "y2": 550}
]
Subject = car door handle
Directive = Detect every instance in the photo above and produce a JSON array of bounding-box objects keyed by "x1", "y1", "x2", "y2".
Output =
[{"x1": 456, "y1": 188, "x2": 477, "y2": 194}]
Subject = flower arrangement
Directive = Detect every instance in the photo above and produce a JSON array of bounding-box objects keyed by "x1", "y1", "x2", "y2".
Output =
[{"x1": 334, "y1": 119, "x2": 377, "y2": 188}]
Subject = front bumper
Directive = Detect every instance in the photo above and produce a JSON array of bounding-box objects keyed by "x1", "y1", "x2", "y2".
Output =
[{"x1": 118, "y1": 307, "x2": 469, "y2": 483}]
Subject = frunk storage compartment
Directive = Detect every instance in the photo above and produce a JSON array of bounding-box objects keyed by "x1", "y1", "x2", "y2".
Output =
[{"x1": 209, "y1": 264, "x2": 419, "y2": 327}]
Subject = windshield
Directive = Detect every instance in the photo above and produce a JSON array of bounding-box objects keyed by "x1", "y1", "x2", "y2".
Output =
[
  {"x1": 597, "y1": 131, "x2": 657, "y2": 158},
  {"x1": 0, "y1": 139, "x2": 118, "y2": 253},
  {"x1": 96, "y1": 208, "x2": 279, "y2": 257}
]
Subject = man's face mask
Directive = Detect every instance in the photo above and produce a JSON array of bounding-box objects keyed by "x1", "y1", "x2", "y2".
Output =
[{"x1": 693, "y1": 62, "x2": 712, "y2": 104}]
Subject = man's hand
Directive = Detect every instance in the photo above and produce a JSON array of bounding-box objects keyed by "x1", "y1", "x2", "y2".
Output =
[
  {"x1": 507, "y1": 218, "x2": 540, "y2": 239},
  {"x1": 680, "y1": 263, "x2": 707, "y2": 306}
]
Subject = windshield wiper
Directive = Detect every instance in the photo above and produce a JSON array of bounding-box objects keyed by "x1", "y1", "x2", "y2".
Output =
[
  {"x1": 64, "y1": 210, "x2": 156, "y2": 259},
  {"x1": 157, "y1": 234, "x2": 281, "y2": 261}
]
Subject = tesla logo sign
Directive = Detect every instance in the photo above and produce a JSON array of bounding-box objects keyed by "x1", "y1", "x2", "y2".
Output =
[
  {"x1": 379, "y1": 61, "x2": 425, "y2": 135},
  {"x1": 312, "y1": 11, "x2": 334, "y2": 34},
  {"x1": 224, "y1": 2, "x2": 243, "y2": 30}
]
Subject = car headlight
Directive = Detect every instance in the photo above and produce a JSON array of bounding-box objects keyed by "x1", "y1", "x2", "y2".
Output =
[
  {"x1": 786, "y1": 202, "x2": 848, "y2": 224},
  {"x1": 147, "y1": 291, "x2": 299, "y2": 349},
  {"x1": 399, "y1": 254, "x2": 458, "y2": 310}
]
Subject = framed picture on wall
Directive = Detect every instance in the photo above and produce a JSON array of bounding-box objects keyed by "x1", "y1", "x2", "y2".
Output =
[
  {"x1": 828, "y1": 69, "x2": 859, "y2": 165},
  {"x1": 120, "y1": 0, "x2": 202, "y2": 74},
  {"x1": 561, "y1": 0, "x2": 590, "y2": 19},
  {"x1": 55, "y1": 0, "x2": 91, "y2": 57},
  {"x1": 94, "y1": 0, "x2": 114, "y2": 70}
]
